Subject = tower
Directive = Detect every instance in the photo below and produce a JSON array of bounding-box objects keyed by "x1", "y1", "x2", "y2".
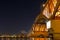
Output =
[{"x1": 28, "y1": 0, "x2": 60, "y2": 40}]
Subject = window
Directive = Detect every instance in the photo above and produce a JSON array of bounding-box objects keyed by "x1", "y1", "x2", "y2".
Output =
[{"x1": 46, "y1": 21, "x2": 51, "y2": 29}]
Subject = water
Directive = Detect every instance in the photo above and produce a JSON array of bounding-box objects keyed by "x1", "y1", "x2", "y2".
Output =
[
  {"x1": 0, "y1": 37, "x2": 59, "y2": 40},
  {"x1": 0, "y1": 37, "x2": 31, "y2": 40}
]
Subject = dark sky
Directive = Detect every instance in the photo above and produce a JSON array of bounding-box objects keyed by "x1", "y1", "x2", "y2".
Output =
[{"x1": 0, "y1": 0, "x2": 46, "y2": 34}]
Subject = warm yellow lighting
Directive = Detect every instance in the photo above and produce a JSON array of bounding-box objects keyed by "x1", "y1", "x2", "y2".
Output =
[
  {"x1": 53, "y1": 0, "x2": 57, "y2": 7},
  {"x1": 35, "y1": 26, "x2": 39, "y2": 31},
  {"x1": 43, "y1": 5, "x2": 50, "y2": 18},
  {"x1": 39, "y1": 24, "x2": 46, "y2": 31},
  {"x1": 32, "y1": 38, "x2": 34, "y2": 40},
  {"x1": 34, "y1": 24, "x2": 40, "y2": 31},
  {"x1": 32, "y1": 31, "x2": 34, "y2": 34},
  {"x1": 43, "y1": 0, "x2": 57, "y2": 19},
  {"x1": 43, "y1": 5, "x2": 53, "y2": 18},
  {"x1": 55, "y1": 12, "x2": 60, "y2": 17},
  {"x1": 58, "y1": 6, "x2": 60, "y2": 11}
]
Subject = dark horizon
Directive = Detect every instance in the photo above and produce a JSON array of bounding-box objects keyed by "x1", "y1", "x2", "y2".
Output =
[{"x1": 0, "y1": 0, "x2": 46, "y2": 34}]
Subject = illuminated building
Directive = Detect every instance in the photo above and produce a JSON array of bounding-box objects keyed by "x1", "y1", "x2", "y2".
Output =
[
  {"x1": 0, "y1": 0, "x2": 60, "y2": 40},
  {"x1": 28, "y1": 0, "x2": 60, "y2": 40}
]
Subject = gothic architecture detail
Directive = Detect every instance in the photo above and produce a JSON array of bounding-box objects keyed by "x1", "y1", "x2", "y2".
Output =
[{"x1": 28, "y1": 0, "x2": 60, "y2": 40}]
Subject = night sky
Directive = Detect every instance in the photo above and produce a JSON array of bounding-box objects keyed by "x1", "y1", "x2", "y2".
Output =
[{"x1": 0, "y1": 0, "x2": 46, "y2": 34}]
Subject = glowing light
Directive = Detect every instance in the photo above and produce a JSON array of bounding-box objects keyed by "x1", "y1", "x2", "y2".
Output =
[
  {"x1": 35, "y1": 26, "x2": 39, "y2": 31},
  {"x1": 43, "y1": 4, "x2": 45, "y2": 7},
  {"x1": 32, "y1": 27, "x2": 34, "y2": 31},
  {"x1": 58, "y1": 6, "x2": 60, "y2": 11},
  {"x1": 55, "y1": 12, "x2": 60, "y2": 17},
  {"x1": 43, "y1": 0, "x2": 57, "y2": 19},
  {"x1": 32, "y1": 31, "x2": 34, "y2": 34},
  {"x1": 32, "y1": 38, "x2": 34, "y2": 40},
  {"x1": 46, "y1": 21, "x2": 51, "y2": 29},
  {"x1": 43, "y1": 5, "x2": 53, "y2": 18},
  {"x1": 53, "y1": 0, "x2": 57, "y2": 7}
]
